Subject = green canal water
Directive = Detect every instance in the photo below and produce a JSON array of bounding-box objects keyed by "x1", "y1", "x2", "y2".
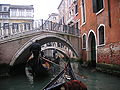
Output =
[{"x1": 0, "y1": 62, "x2": 120, "y2": 90}]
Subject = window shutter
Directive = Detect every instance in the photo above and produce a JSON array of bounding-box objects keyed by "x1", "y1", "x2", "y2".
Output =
[{"x1": 92, "y1": 0, "x2": 97, "y2": 13}]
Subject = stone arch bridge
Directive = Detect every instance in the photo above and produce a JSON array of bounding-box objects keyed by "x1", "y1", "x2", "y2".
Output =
[{"x1": 0, "y1": 21, "x2": 81, "y2": 69}]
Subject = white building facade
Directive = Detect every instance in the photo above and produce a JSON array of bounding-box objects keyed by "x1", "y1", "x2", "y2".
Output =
[{"x1": 0, "y1": 4, "x2": 34, "y2": 36}]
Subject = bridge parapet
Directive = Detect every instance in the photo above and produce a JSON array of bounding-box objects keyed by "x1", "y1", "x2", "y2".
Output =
[{"x1": 0, "y1": 19, "x2": 80, "y2": 40}]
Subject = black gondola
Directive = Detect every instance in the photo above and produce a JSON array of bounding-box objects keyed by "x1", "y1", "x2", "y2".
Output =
[
  {"x1": 42, "y1": 61, "x2": 87, "y2": 90},
  {"x1": 26, "y1": 56, "x2": 50, "y2": 78}
]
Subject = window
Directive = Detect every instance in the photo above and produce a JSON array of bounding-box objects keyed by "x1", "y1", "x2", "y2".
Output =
[
  {"x1": 4, "y1": 7, "x2": 7, "y2": 11},
  {"x1": 76, "y1": 22, "x2": 79, "y2": 29},
  {"x1": 92, "y1": 0, "x2": 104, "y2": 13},
  {"x1": 81, "y1": 0, "x2": 86, "y2": 24},
  {"x1": 12, "y1": 23, "x2": 19, "y2": 30},
  {"x1": 69, "y1": 11, "x2": 71, "y2": 18},
  {"x1": 2, "y1": 14, "x2": 9, "y2": 18},
  {"x1": 53, "y1": 17, "x2": 56, "y2": 20},
  {"x1": 3, "y1": 23, "x2": 9, "y2": 29},
  {"x1": 75, "y1": 4, "x2": 78, "y2": 15},
  {"x1": 98, "y1": 26, "x2": 105, "y2": 45},
  {"x1": 82, "y1": 34, "x2": 86, "y2": 49}
]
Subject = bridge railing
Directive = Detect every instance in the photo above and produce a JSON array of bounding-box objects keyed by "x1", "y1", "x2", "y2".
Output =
[
  {"x1": 40, "y1": 20, "x2": 80, "y2": 36},
  {"x1": 0, "y1": 19, "x2": 80, "y2": 40},
  {"x1": 0, "y1": 23, "x2": 33, "y2": 39}
]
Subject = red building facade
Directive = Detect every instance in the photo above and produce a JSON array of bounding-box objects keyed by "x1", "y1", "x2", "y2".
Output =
[
  {"x1": 79, "y1": 0, "x2": 120, "y2": 66},
  {"x1": 58, "y1": 0, "x2": 120, "y2": 66}
]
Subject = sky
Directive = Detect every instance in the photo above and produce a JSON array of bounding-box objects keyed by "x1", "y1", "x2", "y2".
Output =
[{"x1": 0, "y1": 0, "x2": 61, "y2": 20}]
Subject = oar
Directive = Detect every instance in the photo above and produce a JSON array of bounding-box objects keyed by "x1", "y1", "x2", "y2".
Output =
[
  {"x1": 41, "y1": 57, "x2": 66, "y2": 69},
  {"x1": 41, "y1": 57, "x2": 88, "y2": 79}
]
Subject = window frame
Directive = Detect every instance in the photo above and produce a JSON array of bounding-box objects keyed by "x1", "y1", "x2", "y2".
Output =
[
  {"x1": 97, "y1": 24, "x2": 105, "y2": 46},
  {"x1": 81, "y1": 0, "x2": 86, "y2": 25},
  {"x1": 75, "y1": 3, "x2": 78, "y2": 16},
  {"x1": 92, "y1": 0, "x2": 104, "y2": 14},
  {"x1": 4, "y1": 7, "x2": 7, "y2": 11},
  {"x1": 82, "y1": 33, "x2": 87, "y2": 49}
]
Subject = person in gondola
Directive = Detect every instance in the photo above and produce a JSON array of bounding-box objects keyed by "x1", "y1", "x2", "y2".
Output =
[
  {"x1": 60, "y1": 80, "x2": 87, "y2": 90},
  {"x1": 41, "y1": 51, "x2": 51, "y2": 70},
  {"x1": 30, "y1": 40, "x2": 41, "y2": 59},
  {"x1": 29, "y1": 40, "x2": 42, "y2": 76},
  {"x1": 27, "y1": 40, "x2": 41, "y2": 67}
]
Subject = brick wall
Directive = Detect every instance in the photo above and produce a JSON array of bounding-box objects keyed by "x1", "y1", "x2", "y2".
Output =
[{"x1": 97, "y1": 42, "x2": 120, "y2": 65}]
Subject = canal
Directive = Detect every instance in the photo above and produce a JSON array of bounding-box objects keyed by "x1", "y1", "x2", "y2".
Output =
[{"x1": 0, "y1": 61, "x2": 120, "y2": 90}]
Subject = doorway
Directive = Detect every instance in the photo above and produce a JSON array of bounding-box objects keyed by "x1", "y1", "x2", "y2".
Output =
[{"x1": 88, "y1": 31, "x2": 96, "y2": 67}]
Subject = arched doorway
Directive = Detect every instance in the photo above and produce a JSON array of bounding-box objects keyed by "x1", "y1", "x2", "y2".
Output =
[{"x1": 88, "y1": 31, "x2": 96, "y2": 67}]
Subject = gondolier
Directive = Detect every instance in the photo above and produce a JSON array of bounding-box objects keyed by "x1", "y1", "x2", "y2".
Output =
[{"x1": 30, "y1": 40, "x2": 41, "y2": 59}]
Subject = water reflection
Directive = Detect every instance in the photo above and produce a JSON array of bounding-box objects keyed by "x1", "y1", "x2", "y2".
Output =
[{"x1": 25, "y1": 67, "x2": 33, "y2": 85}]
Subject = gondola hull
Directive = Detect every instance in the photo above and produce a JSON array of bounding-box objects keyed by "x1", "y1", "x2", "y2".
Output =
[
  {"x1": 26, "y1": 58, "x2": 50, "y2": 78},
  {"x1": 43, "y1": 62, "x2": 87, "y2": 90}
]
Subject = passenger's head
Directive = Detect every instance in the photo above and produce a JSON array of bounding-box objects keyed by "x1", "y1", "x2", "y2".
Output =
[{"x1": 64, "y1": 81, "x2": 73, "y2": 90}]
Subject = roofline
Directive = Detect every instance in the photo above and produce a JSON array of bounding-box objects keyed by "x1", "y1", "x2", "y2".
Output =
[
  {"x1": 57, "y1": 0, "x2": 64, "y2": 9},
  {"x1": 0, "y1": 4, "x2": 10, "y2": 6}
]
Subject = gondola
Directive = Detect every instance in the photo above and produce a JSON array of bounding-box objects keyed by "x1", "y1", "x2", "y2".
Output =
[
  {"x1": 26, "y1": 55, "x2": 50, "y2": 79},
  {"x1": 42, "y1": 61, "x2": 87, "y2": 90}
]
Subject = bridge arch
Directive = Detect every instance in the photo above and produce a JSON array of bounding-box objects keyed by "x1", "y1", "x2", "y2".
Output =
[
  {"x1": 41, "y1": 46, "x2": 70, "y2": 58},
  {"x1": 10, "y1": 33, "x2": 79, "y2": 66}
]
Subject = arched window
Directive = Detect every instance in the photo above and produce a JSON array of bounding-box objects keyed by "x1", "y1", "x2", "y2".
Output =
[
  {"x1": 82, "y1": 34, "x2": 86, "y2": 49},
  {"x1": 98, "y1": 26, "x2": 105, "y2": 45}
]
